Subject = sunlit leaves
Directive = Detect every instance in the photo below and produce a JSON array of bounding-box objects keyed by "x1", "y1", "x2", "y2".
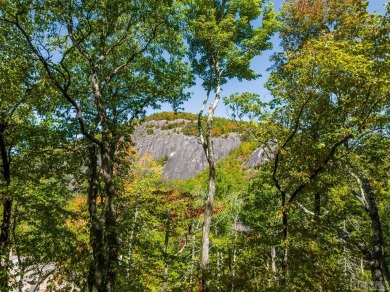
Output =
[{"x1": 187, "y1": 0, "x2": 277, "y2": 89}]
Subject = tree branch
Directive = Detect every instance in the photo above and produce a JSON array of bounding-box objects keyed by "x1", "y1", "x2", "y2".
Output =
[
  {"x1": 288, "y1": 133, "x2": 353, "y2": 204},
  {"x1": 7, "y1": 12, "x2": 102, "y2": 146}
]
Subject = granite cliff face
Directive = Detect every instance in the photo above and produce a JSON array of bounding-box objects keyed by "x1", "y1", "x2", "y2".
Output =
[
  {"x1": 241, "y1": 143, "x2": 276, "y2": 169},
  {"x1": 132, "y1": 119, "x2": 241, "y2": 180}
]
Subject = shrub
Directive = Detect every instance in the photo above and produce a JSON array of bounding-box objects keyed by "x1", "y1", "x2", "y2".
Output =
[{"x1": 146, "y1": 128, "x2": 154, "y2": 135}]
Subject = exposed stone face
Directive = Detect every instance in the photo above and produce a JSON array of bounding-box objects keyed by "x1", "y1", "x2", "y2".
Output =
[
  {"x1": 242, "y1": 144, "x2": 275, "y2": 169},
  {"x1": 132, "y1": 119, "x2": 241, "y2": 180}
]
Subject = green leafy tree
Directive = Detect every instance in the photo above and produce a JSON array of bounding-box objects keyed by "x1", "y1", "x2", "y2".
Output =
[
  {"x1": 0, "y1": 19, "x2": 45, "y2": 289},
  {"x1": 114, "y1": 153, "x2": 203, "y2": 291},
  {"x1": 262, "y1": 0, "x2": 390, "y2": 288},
  {"x1": 343, "y1": 134, "x2": 390, "y2": 288},
  {"x1": 225, "y1": 0, "x2": 389, "y2": 289},
  {"x1": 186, "y1": 1, "x2": 277, "y2": 289},
  {"x1": 1, "y1": 1, "x2": 192, "y2": 290}
]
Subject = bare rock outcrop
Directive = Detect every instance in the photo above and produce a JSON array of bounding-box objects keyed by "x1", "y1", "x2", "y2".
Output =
[
  {"x1": 132, "y1": 120, "x2": 241, "y2": 180},
  {"x1": 242, "y1": 143, "x2": 275, "y2": 169}
]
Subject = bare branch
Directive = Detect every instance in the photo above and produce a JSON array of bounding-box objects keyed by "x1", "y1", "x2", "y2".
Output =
[
  {"x1": 198, "y1": 88, "x2": 211, "y2": 154},
  {"x1": 350, "y1": 172, "x2": 369, "y2": 210},
  {"x1": 272, "y1": 94, "x2": 314, "y2": 199},
  {"x1": 297, "y1": 203, "x2": 315, "y2": 216}
]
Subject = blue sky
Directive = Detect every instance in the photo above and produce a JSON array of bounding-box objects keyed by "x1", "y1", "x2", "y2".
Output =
[{"x1": 148, "y1": 0, "x2": 388, "y2": 118}]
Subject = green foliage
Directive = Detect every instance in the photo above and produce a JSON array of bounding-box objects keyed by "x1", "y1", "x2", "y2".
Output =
[
  {"x1": 114, "y1": 154, "x2": 205, "y2": 290},
  {"x1": 156, "y1": 155, "x2": 169, "y2": 166},
  {"x1": 1, "y1": 1, "x2": 193, "y2": 290},
  {"x1": 146, "y1": 127, "x2": 154, "y2": 135},
  {"x1": 0, "y1": 1, "x2": 389, "y2": 291},
  {"x1": 181, "y1": 121, "x2": 198, "y2": 136},
  {"x1": 224, "y1": 92, "x2": 266, "y2": 121},
  {"x1": 144, "y1": 111, "x2": 198, "y2": 122},
  {"x1": 187, "y1": 0, "x2": 278, "y2": 89},
  {"x1": 144, "y1": 111, "x2": 252, "y2": 137},
  {"x1": 219, "y1": 0, "x2": 390, "y2": 289},
  {"x1": 264, "y1": 0, "x2": 389, "y2": 202}
]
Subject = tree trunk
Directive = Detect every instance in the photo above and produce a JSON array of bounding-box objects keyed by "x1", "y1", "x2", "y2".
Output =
[
  {"x1": 271, "y1": 246, "x2": 277, "y2": 274},
  {"x1": 0, "y1": 130, "x2": 12, "y2": 291},
  {"x1": 231, "y1": 216, "x2": 238, "y2": 292},
  {"x1": 199, "y1": 75, "x2": 221, "y2": 291},
  {"x1": 101, "y1": 140, "x2": 118, "y2": 292},
  {"x1": 87, "y1": 139, "x2": 119, "y2": 292},
  {"x1": 126, "y1": 192, "x2": 140, "y2": 280},
  {"x1": 358, "y1": 172, "x2": 387, "y2": 291},
  {"x1": 91, "y1": 70, "x2": 119, "y2": 291},
  {"x1": 87, "y1": 144, "x2": 105, "y2": 292},
  {"x1": 200, "y1": 164, "x2": 215, "y2": 292},
  {"x1": 216, "y1": 248, "x2": 221, "y2": 291},
  {"x1": 11, "y1": 203, "x2": 23, "y2": 292},
  {"x1": 280, "y1": 193, "x2": 288, "y2": 287},
  {"x1": 189, "y1": 220, "x2": 198, "y2": 287},
  {"x1": 382, "y1": 258, "x2": 390, "y2": 286},
  {"x1": 162, "y1": 213, "x2": 171, "y2": 292}
]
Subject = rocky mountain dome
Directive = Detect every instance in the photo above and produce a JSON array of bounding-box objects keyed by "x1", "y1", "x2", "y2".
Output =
[
  {"x1": 132, "y1": 115, "x2": 271, "y2": 180},
  {"x1": 132, "y1": 119, "x2": 241, "y2": 180}
]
